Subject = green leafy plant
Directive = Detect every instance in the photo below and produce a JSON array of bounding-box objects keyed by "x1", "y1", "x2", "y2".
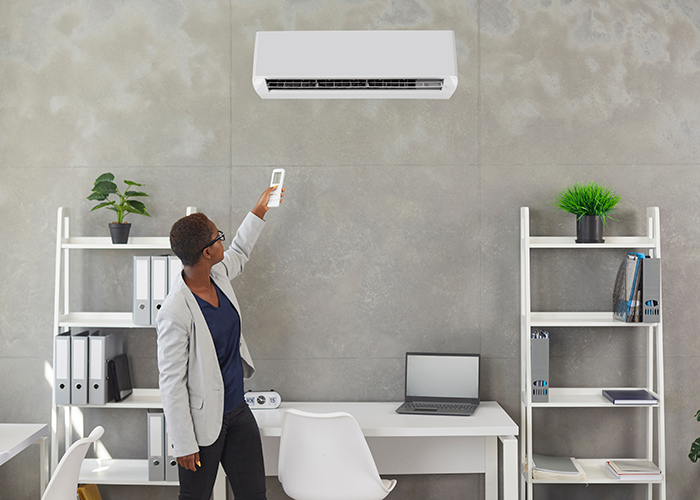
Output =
[
  {"x1": 87, "y1": 172, "x2": 150, "y2": 224},
  {"x1": 553, "y1": 181, "x2": 621, "y2": 227},
  {"x1": 690, "y1": 410, "x2": 700, "y2": 462}
]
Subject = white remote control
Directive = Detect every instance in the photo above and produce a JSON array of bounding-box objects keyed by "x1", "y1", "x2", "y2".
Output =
[
  {"x1": 267, "y1": 169, "x2": 285, "y2": 208},
  {"x1": 245, "y1": 391, "x2": 282, "y2": 409}
]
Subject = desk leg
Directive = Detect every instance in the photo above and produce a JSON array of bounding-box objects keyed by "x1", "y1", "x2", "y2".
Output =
[
  {"x1": 499, "y1": 435, "x2": 517, "y2": 500},
  {"x1": 38, "y1": 436, "x2": 48, "y2": 498},
  {"x1": 485, "y1": 436, "x2": 497, "y2": 500}
]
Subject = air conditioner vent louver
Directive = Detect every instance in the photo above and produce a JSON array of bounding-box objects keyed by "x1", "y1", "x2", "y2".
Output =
[{"x1": 266, "y1": 78, "x2": 444, "y2": 91}]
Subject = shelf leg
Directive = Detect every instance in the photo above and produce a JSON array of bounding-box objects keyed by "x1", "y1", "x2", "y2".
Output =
[{"x1": 212, "y1": 464, "x2": 226, "y2": 500}]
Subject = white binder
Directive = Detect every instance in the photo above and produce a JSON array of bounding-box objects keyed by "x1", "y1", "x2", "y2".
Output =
[
  {"x1": 88, "y1": 331, "x2": 124, "y2": 405},
  {"x1": 133, "y1": 256, "x2": 151, "y2": 325},
  {"x1": 148, "y1": 410, "x2": 165, "y2": 481},
  {"x1": 54, "y1": 331, "x2": 72, "y2": 405},
  {"x1": 168, "y1": 255, "x2": 182, "y2": 291},
  {"x1": 151, "y1": 256, "x2": 168, "y2": 325},
  {"x1": 164, "y1": 417, "x2": 179, "y2": 482},
  {"x1": 70, "y1": 330, "x2": 90, "y2": 405}
]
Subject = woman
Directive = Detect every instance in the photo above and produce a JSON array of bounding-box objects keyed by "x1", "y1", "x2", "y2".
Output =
[{"x1": 156, "y1": 184, "x2": 284, "y2": 500}]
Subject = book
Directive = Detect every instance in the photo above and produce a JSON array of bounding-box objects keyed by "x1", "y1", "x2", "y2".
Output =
[
  {"x1": 613, "y1": 252, "x2": 644, "y2": 322},
  {"x1": 606, "y1": 460, "x2": 661, "y2": 481},
  {"x1": 530, "y1": 454, "x2": 586, "y2": 481},
  {"x1": 608, "y1": 459, "x2": 661, "y2": 474},
  {"x1": 602, "y1": 389, "x2": 658, "y2": 405}
]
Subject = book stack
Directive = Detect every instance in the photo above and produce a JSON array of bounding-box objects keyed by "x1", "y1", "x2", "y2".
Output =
[
  {"x1": 529, "y1": 454, "x2": 586, "y2": 481},
  {"x1": 606, "y1": 460, "x2": 661, "y2": 481},
  {"x1": 602, "y1": 389, "x2": 658, "y2": 406}
]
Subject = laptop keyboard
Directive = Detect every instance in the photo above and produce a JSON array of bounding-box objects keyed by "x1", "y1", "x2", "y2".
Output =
[{"x1": 406, "y1": 402, "x2": 478, "y2": 412}]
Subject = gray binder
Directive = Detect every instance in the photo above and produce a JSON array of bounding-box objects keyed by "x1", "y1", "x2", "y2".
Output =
[
  {"x1": 88, "y1": 331, "x2": 124, "y2": 405},
  {"x1": 148, "y1": 410, "x2": 165, "y2": 481},
  {"x1": 54, "y1": 331, "x2": 72, "y2": 405},
  {"x1": 642, "y1": 258, "x2": 661, "y2": 323},
  {"x1": 133, "y1": 256, "x2": 151, "y2": 325},
  {"x1": 168, "y1": 255, "x2": 182, "y2": 291},
  {"x1": 71, "y1": 330, "x2": 90, "y2": 405},
  {"x1": 151, "y1": 256, "x2": 168, "y2": 325},
  {"x1": 164, "y1": 417, "x2": 179, "y2": 482},
  {"x1": 531, "y1": 335, "x2": 549, "y2": 403}
]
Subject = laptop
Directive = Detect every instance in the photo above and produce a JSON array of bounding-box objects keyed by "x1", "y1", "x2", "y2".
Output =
[{"x1": 396, "y1": 352, "x2": 480, "y2": 416}]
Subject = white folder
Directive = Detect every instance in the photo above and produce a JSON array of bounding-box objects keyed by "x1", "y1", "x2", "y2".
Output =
[
  {"x1": 88, "y1": 331, "x2": 124, "y2": 405},
  {"x1": 133, "y1": 256, "x2": 151, "y2": 325},
  {"x1": 148, "y1": 410, "x2": 165, "y2": 481},
  {"x1": 168, "y1": 255, "x2": 182, "y2": 291},
  {"x1": 70, "y1": 330, "x2": 90, "y2": 405},
  {"x1": 151, "y1": 256, "x2": 168, "y2": 325},
  {"x1": 164, "y1": 417, "x2": 179, "y2": 482},
  {"x1": 54, "y1": 331, "x2": 72, "y2": 405}
]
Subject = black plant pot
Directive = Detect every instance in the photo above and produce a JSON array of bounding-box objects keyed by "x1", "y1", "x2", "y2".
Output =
[
  {"x1": 576, "y1": 216, "x2": 604, "y2": 243},
  {"x1": 109, "y1": 223, "x2": 131, "y2": 244}
]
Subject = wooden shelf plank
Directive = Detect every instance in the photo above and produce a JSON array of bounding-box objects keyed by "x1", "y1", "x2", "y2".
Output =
[
  {"x1": 58, "y1": 389, "x2": 161, "y2": 409},
  {"x1": 80, "y1": 458, "x2": 178, "y2": 485},
  {"x1": 527, "y1": 388, "x2": 660, "y2": 408},
  {"x1": 62, "y1": 237, "x2": 170, "y2": 250},
  {"x1": 528, "y1": 236, "x2": 657, "y2": 249},
  {"x1": 58, "y1": 312, "x2": 153, "y2": 329},
  {"x1": 529, "y1": 312, "x2": 658, "y2": 327},
  {"x1": 529, "y1": 458, "x2": 662, "y2": 484}
]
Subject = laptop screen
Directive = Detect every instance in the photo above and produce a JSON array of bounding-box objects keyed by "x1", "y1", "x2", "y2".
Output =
[{"x1": 405, "y1": 352, "x2": 480, "y2": 401}]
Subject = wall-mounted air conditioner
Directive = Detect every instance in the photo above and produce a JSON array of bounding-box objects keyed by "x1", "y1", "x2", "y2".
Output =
[{"x1": 252, "y1": 30, "x2": 458, "y2": 99}]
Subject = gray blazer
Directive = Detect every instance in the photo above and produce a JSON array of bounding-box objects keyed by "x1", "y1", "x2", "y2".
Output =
[{"x1": 156, "y1": 212, "x2": 265, "y2": 458}]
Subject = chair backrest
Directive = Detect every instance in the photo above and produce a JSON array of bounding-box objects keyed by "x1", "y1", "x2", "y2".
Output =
[
  {"x1": 278, "y1": 409, "x2": 394, "y2": 500},
  {"x1": 42, "y1": 426, "x2": 104, "y2": 500}
]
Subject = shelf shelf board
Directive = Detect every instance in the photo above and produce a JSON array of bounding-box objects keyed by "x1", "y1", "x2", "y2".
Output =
[
  {"x1": 529, "y1": 312, "x2": 658, "y2": 327},
  {"x1": 529, "y1": 458, "x2": 662, "y2": 484},
  {"x1": 79, "y1": 458, "x2": 178, "y2": 485},
  {"x1": 61, "y1": 237, "x2": 171, "y2": 250},
  {"x1": 58, "y1": 312, "x2": 154, "y2": 329},
  {"x1": 527, "y1": 388, "x2": 660, "y2": 408},
  {"x1": 60, "y1": 388, "x2": 161, "y2": 409},
  {"x1": 528, "y1": 236, "x2": 657, "y2": 249}
]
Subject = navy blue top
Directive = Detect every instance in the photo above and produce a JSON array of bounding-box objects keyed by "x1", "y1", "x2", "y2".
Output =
[{"x1": 194, "y1": 282, "x2": 244, "y2": 414}]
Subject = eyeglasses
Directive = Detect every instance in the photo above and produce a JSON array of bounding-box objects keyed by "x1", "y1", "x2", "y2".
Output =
[{"x1": 202, "y1": 230, "x2": 225, "y2": 253}]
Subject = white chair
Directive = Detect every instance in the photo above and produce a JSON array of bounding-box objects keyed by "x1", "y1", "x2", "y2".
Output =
[
  {"x1": 278, "y1": 409, "x2": 397, "y2": 500},
  {"x1": 42, "y1": 426, "x2": 104, "y2": 500}
]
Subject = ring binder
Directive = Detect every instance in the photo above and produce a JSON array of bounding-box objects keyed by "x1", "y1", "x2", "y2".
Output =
[
  {"x1": 71, "y1": 330, "x2": 90, "y2": 405},
  {"x1": 148, "y1": 410, "x2": 165, "y2": 481},
  {"x1": 642, "y1": 258, "x2": 660, "y2": 322},
  {"x1": 530, "y1": 330, "x2": 549, "y2": 402}
]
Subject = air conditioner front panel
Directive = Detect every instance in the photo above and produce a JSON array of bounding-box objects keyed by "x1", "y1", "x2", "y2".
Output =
[{"x1": 252, "y1": 30, "x2": 458, "y2": 99}]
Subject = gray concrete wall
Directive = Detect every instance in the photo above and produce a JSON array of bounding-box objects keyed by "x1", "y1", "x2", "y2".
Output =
[{"x1": 1, "y1": 1, "x2": 699, "y2": 499}]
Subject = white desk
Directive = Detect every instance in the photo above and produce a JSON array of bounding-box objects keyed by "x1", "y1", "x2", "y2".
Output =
[
  {"x1": 0, "y1": 423, "x2": 49, "y2": 497},
  {"x1": 252, "y1": 401, "x2": 518, "y2": 500}
]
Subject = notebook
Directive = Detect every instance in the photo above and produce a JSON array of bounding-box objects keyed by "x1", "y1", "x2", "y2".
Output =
[{"x1": 396, "y1": 352, "x2": 480, "y2": 416}]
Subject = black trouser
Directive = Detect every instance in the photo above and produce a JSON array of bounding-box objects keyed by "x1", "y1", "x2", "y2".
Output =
[{"x1": 178, "y1": 400, "x2": 267, "y2": 500}]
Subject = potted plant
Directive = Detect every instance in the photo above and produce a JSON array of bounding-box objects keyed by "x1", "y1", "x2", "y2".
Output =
[
  {"x1": 690, "y1": 410, "x2": 700, "y2": 463},
  {"x1": 87, "y1": 172, "x2": 150, "y2": 244},
  {"x1": 553, "y1": 181, "x2": 621, "y2": 243}
]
